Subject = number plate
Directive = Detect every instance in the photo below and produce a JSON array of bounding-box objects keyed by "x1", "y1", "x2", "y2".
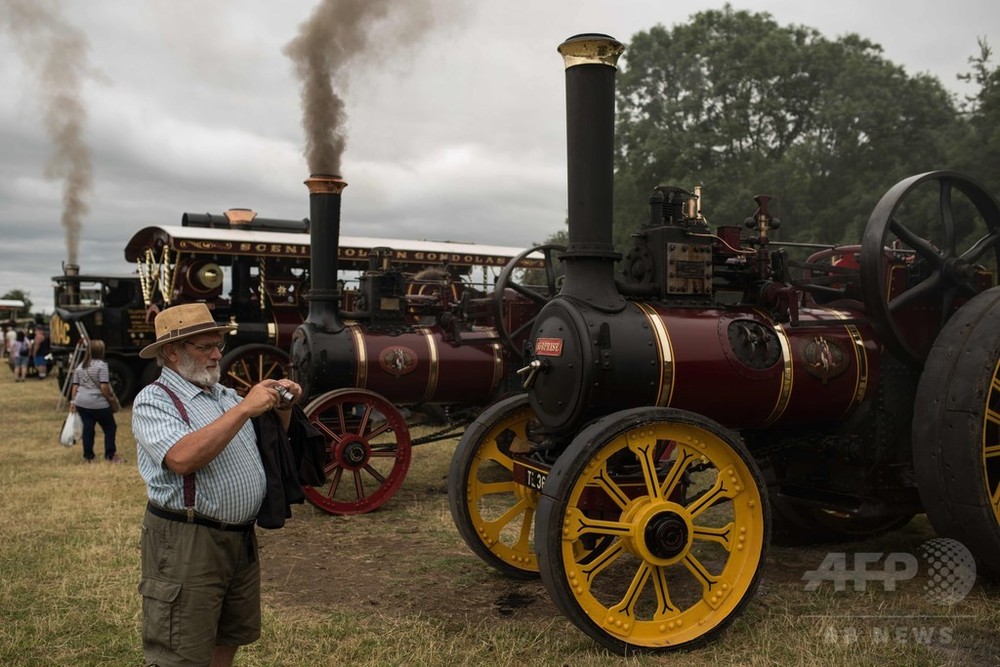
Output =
[{"x1": 512, "y1": 458, "x2": 550, "y2": 491}]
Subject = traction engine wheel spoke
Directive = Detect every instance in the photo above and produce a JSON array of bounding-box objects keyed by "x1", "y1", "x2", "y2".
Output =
[
  {"x1": 301, "y1": 389, "x2": 412, "y2": 515},
  {"x1": 323, "y1": 468, "x2": 346, "y2": 501},
  {"x1": 362, "y1": 464, "x2": 387, "y2": 484},
  {"x1": 353, "y1": 470, "x2": 365, "y2": 499}
]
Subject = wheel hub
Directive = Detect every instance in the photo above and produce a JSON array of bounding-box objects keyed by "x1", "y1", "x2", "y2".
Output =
[
  {"x1": 644, "y1": 510, "x2": 689, "y2": 559},
  {"x1": 943, "y1": 256, "x2": 971, "y2": 284},
  {"x1": 336, "y1": 437, "x2": 369, "y2": 469}
]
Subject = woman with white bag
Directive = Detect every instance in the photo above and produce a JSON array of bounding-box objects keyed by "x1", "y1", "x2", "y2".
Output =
[{"x1": 70, "y1": 340, "x2": 122, "y2": 464}]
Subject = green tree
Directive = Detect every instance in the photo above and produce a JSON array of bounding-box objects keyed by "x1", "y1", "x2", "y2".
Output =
[
  {"x1": 614, "y1": 5, "x2": 960, "y2": 249},
  {"x1": 1, "y1": 289, "x2": 33, "y2": 318},
  {"x1": 538, "y1": 225, "x2": 567, "y2": 248},
  {"x1": 952, "y1": 38, "x2": 1000, "y2": 188}
]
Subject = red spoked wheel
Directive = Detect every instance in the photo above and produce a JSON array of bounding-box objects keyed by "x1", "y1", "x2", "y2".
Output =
[{"x1": 302, "y1": 389, "x2": 413, "y2": 515}]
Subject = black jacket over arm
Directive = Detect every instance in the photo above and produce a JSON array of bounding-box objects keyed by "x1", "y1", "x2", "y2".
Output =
[{"x1": 252, "y1": 405, "x2": 326, "y2": 529}]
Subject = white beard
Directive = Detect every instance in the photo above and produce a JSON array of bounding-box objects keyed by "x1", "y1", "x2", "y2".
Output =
[{"x1": 176, "y1": 348, "x2": 221, "y2": 388}]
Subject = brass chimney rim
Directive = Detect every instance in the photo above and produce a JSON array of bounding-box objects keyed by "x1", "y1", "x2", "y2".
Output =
[
  {"x1": 304, "y1": 174, "x2": 348, "y2": 195},
  {"x1": 558, "y1": 33, "x2": 624, "y2": 69}
]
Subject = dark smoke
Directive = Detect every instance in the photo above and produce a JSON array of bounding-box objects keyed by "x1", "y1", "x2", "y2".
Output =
[
  {"x1": 284, "y1": 0, "x2": 434, "y2": 176},
  {"x1": 1, "y1": 0, "x2": 92, "y2": 265}
]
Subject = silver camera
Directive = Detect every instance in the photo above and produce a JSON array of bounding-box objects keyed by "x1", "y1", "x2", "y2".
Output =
[{"x1": 275, "y1": 386, "x2": 294, "y2": 404}]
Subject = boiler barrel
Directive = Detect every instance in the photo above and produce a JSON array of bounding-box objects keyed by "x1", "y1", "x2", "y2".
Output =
[
  {"x1": 529, "y1": 302, "x2": 879, "y2": 432},
  {"x1": 295, "y1": 324, "x2": 505, "y2": 404}
]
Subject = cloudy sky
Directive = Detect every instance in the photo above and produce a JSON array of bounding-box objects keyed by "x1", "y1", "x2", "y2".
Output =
[{"x1": 1, "y1": 0, "x2": 997, "y2": 313}]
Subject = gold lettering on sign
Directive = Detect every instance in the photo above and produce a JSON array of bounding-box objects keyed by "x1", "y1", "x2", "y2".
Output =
[{"x1": 50, "y1": 314, "x2": 71, "y2": 346}]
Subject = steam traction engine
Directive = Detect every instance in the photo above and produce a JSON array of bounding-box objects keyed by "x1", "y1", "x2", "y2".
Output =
[
  {"x1": 49, "y1": 267, "x2": 154, "y2": 404},
  {"x1": 447, "y1": 34, "x2": 1000, "y2": 653},
  {"x1": 127, "y1": 194, "x2": 555, "y2": 514},
  {"x1": 288, "y1": 176, "x2": 559, "y2": 514}
]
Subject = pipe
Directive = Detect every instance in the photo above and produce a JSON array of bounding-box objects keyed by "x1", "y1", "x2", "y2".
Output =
[{"x1": 182, "y1": 211, "x2": 310, "y2": 233}]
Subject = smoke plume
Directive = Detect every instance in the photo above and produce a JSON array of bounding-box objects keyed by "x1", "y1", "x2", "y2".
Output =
[
  {"x1": 1, "y1": 0, "x2": 92, "y2": 265},
  {"x1": 284, "y1": 0, "x2": 434, "y2": 176}
]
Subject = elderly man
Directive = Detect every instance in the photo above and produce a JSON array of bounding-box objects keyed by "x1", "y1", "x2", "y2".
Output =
[{"x1": 132, "y1": 303, "x2": 301, "y2": 667}]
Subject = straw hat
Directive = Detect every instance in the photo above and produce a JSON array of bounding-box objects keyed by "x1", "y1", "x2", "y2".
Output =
[{"x1": 139, "y1": 303, "x2": 236, "y2": 359}]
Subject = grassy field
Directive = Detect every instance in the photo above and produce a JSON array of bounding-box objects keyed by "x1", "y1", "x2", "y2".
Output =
[{"x1": 0, "y1": 367, "x2": 997, "y2": 666}]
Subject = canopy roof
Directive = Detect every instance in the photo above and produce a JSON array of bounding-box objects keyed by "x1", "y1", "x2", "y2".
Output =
[{"x1": 123, "y1": 225, "x2": 543, "y2": 271}]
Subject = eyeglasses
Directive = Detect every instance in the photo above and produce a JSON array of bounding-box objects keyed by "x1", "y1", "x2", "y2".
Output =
[{"x1": 184, "y1": 340, "x2": 226, "y2": 354}]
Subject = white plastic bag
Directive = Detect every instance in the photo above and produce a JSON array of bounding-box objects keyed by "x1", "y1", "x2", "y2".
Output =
[{"x1": 60, "y1": 412, "x2": 83, "y2": 447}]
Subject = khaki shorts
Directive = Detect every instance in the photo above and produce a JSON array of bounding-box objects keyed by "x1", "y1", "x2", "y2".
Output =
[{"x1": 139, "y1": 510, "x2": 260, "y2": 666}]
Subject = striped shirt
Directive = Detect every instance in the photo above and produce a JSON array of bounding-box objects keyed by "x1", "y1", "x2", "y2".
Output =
[
  {"x1": 72, "y1": 360, "x2": 110, "y2": 409},
  {"x1": 132, "y1": 367, "x2": 266, "y2": 524}
]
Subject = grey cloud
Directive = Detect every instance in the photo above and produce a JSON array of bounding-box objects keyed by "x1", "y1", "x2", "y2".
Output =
[{"x1": 1, "y1": 0, "x2": 996, "y2": 313}]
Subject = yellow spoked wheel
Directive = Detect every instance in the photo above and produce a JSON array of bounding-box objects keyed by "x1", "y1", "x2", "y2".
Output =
[
  {"x1": 448, "y1": 395, "x2": 540, "y2": 579},
  {"x1": 536, "y1": 407, "x2": 769, "y2": 653},
  {"x1": 914, "y1": 285, "x2": 1000, "y2": 576}
]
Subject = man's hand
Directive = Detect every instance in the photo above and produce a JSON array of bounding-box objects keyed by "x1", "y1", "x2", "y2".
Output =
[
  {"x1": 243, "y1": 379, "x2": 303, "y2": 417},
  {"x1": 272, "y1": 379, "x2": 303, "y2": 411},
  {"x1": 243, "y1": 381, "x2": 283, "y2": 417}
]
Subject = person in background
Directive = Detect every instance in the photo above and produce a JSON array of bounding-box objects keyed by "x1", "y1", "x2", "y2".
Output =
[
  {"x1": 70, "y1": 339, "x2": 121, "y2": 463},
  {"x1": 31, "y1": 317, "x2": 50, "y2": 379},
  {"x1": 131, "y1": 303, "x2": 301, "y2": 667},
  {"x1": 12, "y1": 330, "x2": 30, "y2": 382},
  {"x1": 3, "y1": 325, "x2": 13, "y2": 371}
]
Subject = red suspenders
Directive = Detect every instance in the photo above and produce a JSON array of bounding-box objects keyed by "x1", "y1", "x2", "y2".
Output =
[{"x1": 151, "y1": 382, "x2": 197, "y2": 517}]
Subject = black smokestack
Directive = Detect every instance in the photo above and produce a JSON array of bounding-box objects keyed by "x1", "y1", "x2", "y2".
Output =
[
  {"x1": 63, "y1": 262, "x2": 80, "y2": 306},
  {"x1": 1, "y1": 0, "x2": 92, "y2": 267},
  {"x1": 557, "y1": 34, "x2": 626, "y2": 312},
  {"x1": 304, "y1": 174, "x2": 348, "y2": 332}
]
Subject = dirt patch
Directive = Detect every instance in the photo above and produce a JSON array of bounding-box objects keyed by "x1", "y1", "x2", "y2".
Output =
[
  {"x1": 256, "y1": 485, "x2": 560, "y2": 627},
  {"x1": 257, "y1": 492, "x2": 934, "y2": 623}
]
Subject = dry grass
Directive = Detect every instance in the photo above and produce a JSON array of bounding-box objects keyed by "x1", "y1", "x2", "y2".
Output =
[{"x1": 0, "y1": 367, "x2": 997, "y2": 666}]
